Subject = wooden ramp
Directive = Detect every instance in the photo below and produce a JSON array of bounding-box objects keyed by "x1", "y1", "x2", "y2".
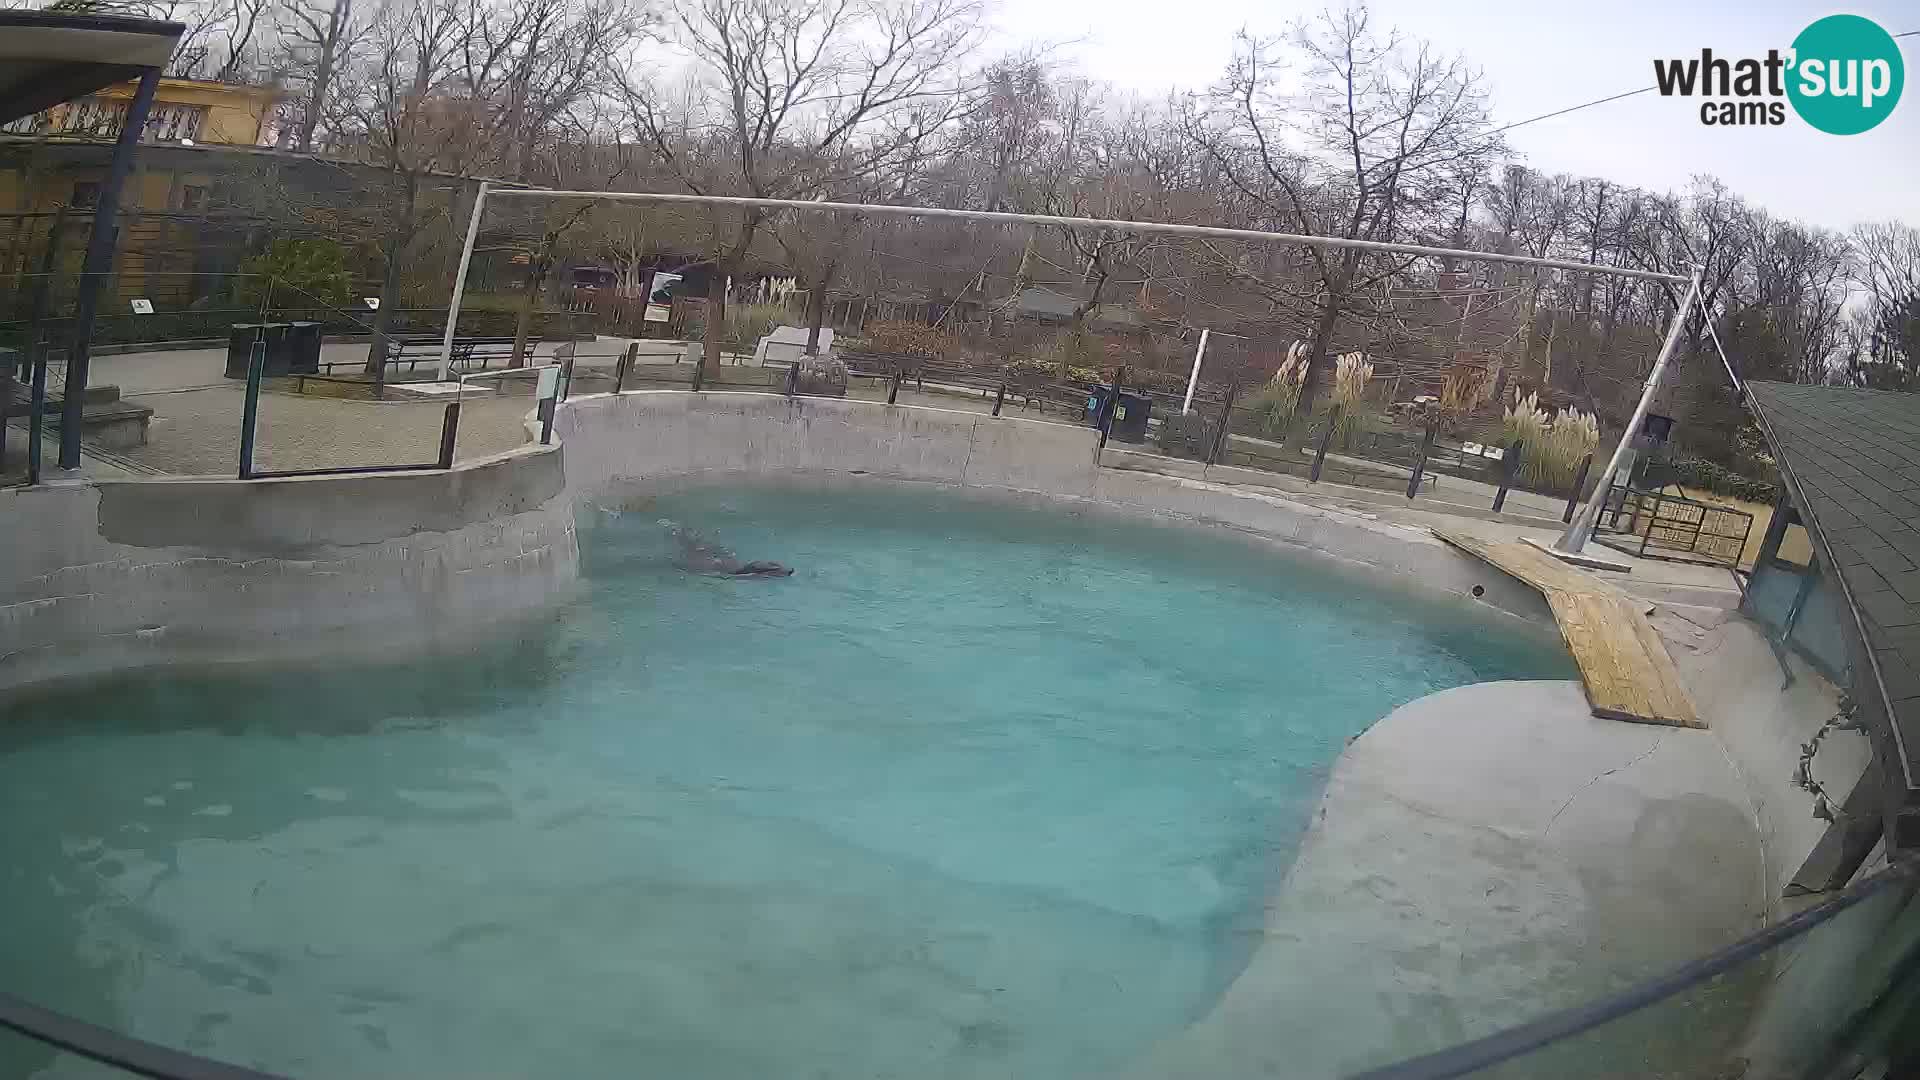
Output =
[{"x1": 1434, "y1": 529, "x2": 1702, "y2": 729}]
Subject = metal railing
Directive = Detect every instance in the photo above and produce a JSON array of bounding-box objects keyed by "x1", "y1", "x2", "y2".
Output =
[
  {"x1": 1596, "y1": 485, "x2": 1755, "y2": 569},
  {"x1": 0, "y1": 856, "x2": 1908, "y2": 1079}
]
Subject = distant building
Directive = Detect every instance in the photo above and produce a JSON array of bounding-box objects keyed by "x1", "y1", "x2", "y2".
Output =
[
  {"x1": 1, "y1": 78, "x2": 285, "y2": 315},
  {"x1": 1, "y1": 76, "x2": 277, "y2": 147}
]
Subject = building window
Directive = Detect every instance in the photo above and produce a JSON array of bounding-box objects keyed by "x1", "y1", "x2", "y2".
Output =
[
  {"x1": 0, "y1": 98, "x2": 209, "y2": 142},
  {"x1": 180, "y1": 185, "x2": 209, "y2": 212},
  {"x1": 144, "y1": 104, "x2": 207, "y2": 143},
  {"x1": 70, "y1": 181, "x2": 100, "y2": 210}
]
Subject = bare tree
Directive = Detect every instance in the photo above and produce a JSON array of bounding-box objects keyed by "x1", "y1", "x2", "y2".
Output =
[
  {"x1": 1186, "y1": 4, "x2": 1501, "y2": 440},
  {"x1": 612, "y1": 0, "x2": 983, "y2": 379},
  {"x1": 1849, "y1": 220, "x2": 1920, "y2": 388},
  {"x1": 279, "y1": 0, "x2": 364, "y2": 152},
  {"x1": 329, "y1": 0, "x2": 524, "y2": 374}
]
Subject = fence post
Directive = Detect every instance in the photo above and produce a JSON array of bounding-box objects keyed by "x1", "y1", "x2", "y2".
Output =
[
  {"x1": 1097, "y1": 367, "x2": 1128, "y2": 451},
  {"x1": 537, "y1": 364, "x2": 559, "y2": 445},
  {"x1": 1407, "y1": 420, "x2": 1436, "y2": 500},
  {"x1": 238, "y1": 337, "x2": 265, "y2": 479},
  {"x1": 25, "y1": 348, "x2": 47, "y2": 485},
  {"x1": 615, "y1": 342, "x2": 634, "y2": 393},
  {"x1": 786, "y1": 360, "x2": 799, "y2": 397},
  {"x1": 887, "y1": 368, "x2": 902, "y2": 405},
  {"x1": 1493, "y1": 441, "x2": 1522, "y2": 513},
  {"x1": 1207, "y1": 381, "x2": 1239, "y2": 466},
  {"x1": 437, "y1": 399, "x2": 461, "y2": 469},
  {"x1": 1564, "y1": 453, "x2": 1594, "y2": 524},
  {"x1": 1311, "y1": 406, "x2": 1340, "y2": 483},
  {"x1": 992, "y1": 381, "x2": 1006, "y2": 417},
  {"x1": 1640, "y1": 491, "x2": 1661, "y2": 557},
  {"x1": 690, "y1": 345, "x2": 705, "y2": 392}
]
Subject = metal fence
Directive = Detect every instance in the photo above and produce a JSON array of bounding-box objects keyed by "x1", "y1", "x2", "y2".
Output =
[{"x1": 1595, "y1": 486, "x2": 1756, "y2": 569}]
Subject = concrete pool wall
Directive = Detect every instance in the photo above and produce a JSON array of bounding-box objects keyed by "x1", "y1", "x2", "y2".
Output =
[
  {"x1": 0, "y1": 444, "x2": 577, "y2": 695},
  {"x1": 555, "y1": 390, "x2": 1554, "y2": 624}
]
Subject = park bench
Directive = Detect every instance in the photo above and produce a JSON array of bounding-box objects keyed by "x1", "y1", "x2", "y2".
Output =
[{"x1": 317, "y1": 335, "x2": 537, "y2": 375}]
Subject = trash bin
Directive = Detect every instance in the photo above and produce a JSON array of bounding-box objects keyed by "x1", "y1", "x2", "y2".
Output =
[
  {"x1": 1084, "y1": 384, "x2": 1151, "y2": 443},
  {"x1": 285, "y1": 321, "x2": 323, "y2": 374},
  {"x1": 225, "y1": 323, "x2": 290, "y2": 379}
]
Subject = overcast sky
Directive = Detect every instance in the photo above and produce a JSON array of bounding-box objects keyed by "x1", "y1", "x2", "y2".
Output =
[{"x1": 993, "y1": 0, "x2": 1917, "y2": 233}]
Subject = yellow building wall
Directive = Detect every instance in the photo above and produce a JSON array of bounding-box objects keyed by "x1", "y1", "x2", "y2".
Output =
[{"x1": 88, "y1": 78, "x2": 277, "y2": 147}]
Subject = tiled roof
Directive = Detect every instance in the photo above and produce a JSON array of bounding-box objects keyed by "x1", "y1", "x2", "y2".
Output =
[{"x1": 1746, "y1": 382, "x2": 1920, "y2": 843}]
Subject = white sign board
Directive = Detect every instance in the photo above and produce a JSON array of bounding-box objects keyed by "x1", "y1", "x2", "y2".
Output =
[
  {"x1": 645, "y1": 303, "x2": 671, "y2": 324},
  {"x1": 753, "y1": 324, "x2": 832, "y2": 367},
  {"x1": 363, "y1": 297, "x2": 381, "y2": 310},
  {"x1": 536, "y1": 365, "x2": 561, "y2": 401},
  {"x1": 129, "y1": 298, "x2": 154, "y2": 314}
]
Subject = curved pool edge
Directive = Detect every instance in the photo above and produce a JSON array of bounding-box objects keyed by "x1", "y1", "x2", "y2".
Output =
[
  {"x1": 557, "y1": 391, "x2": 1558, "y2": 630},
  {"x1": 0, "y1": 443, "x2": 580, "y2": 697},
  {"x1": 0, "y1": 390, "x2": 1554, "y2": 699},
  {"x1": 1129, "y1": 678, "x2": 1769, "y2": 1079}
]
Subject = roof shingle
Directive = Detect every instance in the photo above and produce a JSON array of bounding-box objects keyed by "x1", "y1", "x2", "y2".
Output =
[{"x1": 1746, "y1": 381, "x2": 1920, "y2": 821}]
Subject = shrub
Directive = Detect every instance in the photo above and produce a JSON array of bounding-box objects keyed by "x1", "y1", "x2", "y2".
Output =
[
  {"x1": 728, "y1": 301, "x2": 788, "y2": 348},
  {"x1": 232, "y1": 238, "x2": 352, "y2": 313},
  {"x1": 1329, "y1": 351, "x2": 1375, "y2": 445},
  {"x1": 1247, "y1": 341, "x2": 1307, "y2": 436},
  {"x1": 1530, "y1": 409, "x2": 1599, "y2": 492},
  {"x1": 1502, "y1": 391, "x2": 1599, "y2": 493},
  {"x1": 1440, "y1": 362, "x2": 1493, "y2": 415},
  {"x1": 1033, "y1": 326, "x2": 1102, "y2": 379},
  {"x1": 863, "y1": 319, "x2": 954, "y2": 358},
  {"x1": 1666, "y1": 455, "x2": 1777, "y2": 503},
  {"x1": 1121, "y1": 366, "x2": 1187, "y2": 394}
]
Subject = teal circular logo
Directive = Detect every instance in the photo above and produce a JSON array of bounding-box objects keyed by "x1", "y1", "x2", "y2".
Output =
[{"x1": 1787, "y1": 14, "x2": 1904, "y2": 135}]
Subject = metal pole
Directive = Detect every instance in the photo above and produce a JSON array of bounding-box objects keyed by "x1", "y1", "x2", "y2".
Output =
[
  {"x1": 437, "y1": 180, "x2": 489, "y2": 382},
  {"x1": 484, "y1": 189, "x2": 1690, "y2": 285},
  {"x1": 886, "y1": 368, "x2": 901, "y2": 405},
  {"x1": 1181, "y1": 328, "x2": 1209, "y2": 415},
  {"x1": 1097, "y1": 368, "x2": 1127, "y2": 451},
  {"x1": 1311, "y1": 407, "x2": 1338, "y2": 483},
  {"x1": 1556, "y1": 268, "x2": 1703, "y2": 553},
  {"x1": 615, "y1": 342, "x2": 634, "y2": 393},
  {"x1": 436, "y1": 400, "x2": 461, "y2": 469},
  {"x1": 238, "y1": 338, "x2": 265, "y2": 478},
  {"x1": 26, "y1": 350, "x2": 47, "y2": 485},
  {"x1": 992, "y1": 382, "x2": 1006, "y2": 417},
  {"x1": 1407, "y1": 421, "x2": 1436, "y2": 500},
  {"x1": 1494, "y1": 443, "x2": 1522, "y2": 513},
  {"x1": 61, "y1": 67, "x2": 160, "y2": 470},
  {"x1": 0, "y1": 215, "x2": 62, "y2": 477},
  {"x1": 1207, "y1": 381, "x2": 1239, "y2": 466},
  {"x1": 1565, "y1": 453, "x2": 1594, "y2": 524}
]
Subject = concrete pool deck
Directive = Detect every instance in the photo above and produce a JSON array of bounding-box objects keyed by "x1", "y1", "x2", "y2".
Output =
[{"x1": 1136, "y1": 680, "x2": 1768, "y2": 1078}]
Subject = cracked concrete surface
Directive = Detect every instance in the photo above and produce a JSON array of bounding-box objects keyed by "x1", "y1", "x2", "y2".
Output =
[{"x1": 1133, "y1": 680, "x2": 1767, "y2": 1079}]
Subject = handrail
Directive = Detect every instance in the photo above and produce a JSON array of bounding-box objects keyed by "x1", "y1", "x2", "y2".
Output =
[
  {"x1": 1350, "y1": 856, "x2": 1919, "y2": 1080},
  {"x1": 0, "y1": 989, "x2": 287, "y2": 1080}
]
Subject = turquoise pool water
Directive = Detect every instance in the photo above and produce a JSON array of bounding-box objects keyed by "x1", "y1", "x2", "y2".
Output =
[{"x1": 0, "y1": 484, "x2": 1572, "y2": 1078}]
